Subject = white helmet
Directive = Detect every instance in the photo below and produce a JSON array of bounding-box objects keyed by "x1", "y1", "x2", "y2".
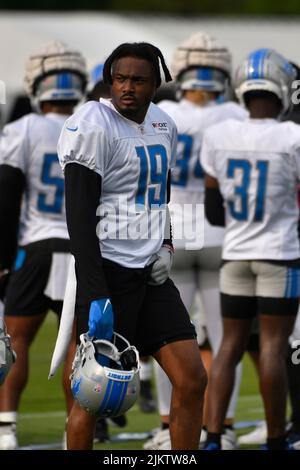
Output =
[
  {"x1": 24, "y1": 40, "x2": 87, "y2": 102},
  {"x1": 71, "y1": 333, "x2": 140, "y2": 418},
  {"x1": 171, "y1": 32, "x2": 231, "y2": 92},
  {"x1": 0, "y1": 320, "x2": 16, "y2": 386},
  {"x1": 235, "y1": 48, "x2": 297, "y2": 113}
]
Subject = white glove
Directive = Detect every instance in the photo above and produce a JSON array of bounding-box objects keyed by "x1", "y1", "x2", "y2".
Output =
[{"x1": 149, "y1": 245, "x2": 174, "y2": 285}]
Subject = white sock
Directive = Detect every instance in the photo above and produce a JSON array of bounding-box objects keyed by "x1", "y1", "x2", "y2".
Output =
[
  {"x1": 154, "y1": 362, "x2": 172, "y2": 416},
  {"x1": 140, "y1": 361, "x2": 153, "y2": 381},
  {"x1": 0, "y1": 412, "x2": 17, "y2": 424}
]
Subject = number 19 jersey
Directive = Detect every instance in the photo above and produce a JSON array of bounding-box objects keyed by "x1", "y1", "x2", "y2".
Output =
[
  {"x1": 0, "y1": 113, "x2": 69, "y2": 246},
  {"x1": 58, "y1": 99, "x2": 177, "y2": 268},
  {"x1": 201, "y1": 118, "x2": 300, "y2": 260}
]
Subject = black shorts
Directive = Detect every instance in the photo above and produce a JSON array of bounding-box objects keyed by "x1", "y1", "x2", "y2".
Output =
[
  {"x1": 220, "y1": 260, "x2": 300, "y2": 318},
  {"x1": 221, "y1": 293, "x2": 299, "y2": 319},
  {"x1": 76, "y1": 258, "x2": 196, "y2": 356},
  {"x1": 4, "y1": 238, "x2": 70, "y2": 317}
]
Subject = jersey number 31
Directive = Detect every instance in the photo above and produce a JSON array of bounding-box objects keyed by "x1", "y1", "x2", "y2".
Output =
[{"x1": 227, "y1": 158, "x2": 269, "y2": 222}]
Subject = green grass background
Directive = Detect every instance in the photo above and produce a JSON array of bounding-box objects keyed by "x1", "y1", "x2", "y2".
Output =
[{"x1": 17, "y1": 312, "x2": 265, "y2": 450}]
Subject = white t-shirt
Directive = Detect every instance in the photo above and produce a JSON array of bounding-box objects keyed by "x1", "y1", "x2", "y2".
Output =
[
  {"x1": 159, "y1": 99, "x2": 248, "y2": 247},
  {"x1": 0, "y1": 112, "x2": 69, "y2": 246},
  {"x1": 201, "y1": 118, "x2": 300, "y2": 260},
  {"x1": 58, "y1": 99, "x2": 177, "y2": 268}
]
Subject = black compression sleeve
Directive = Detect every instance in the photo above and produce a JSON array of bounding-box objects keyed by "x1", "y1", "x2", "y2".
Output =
[
  {"x1": 64, "y1": 163, "x2": 110, "y2": 310},
  {"x1": 0, "y1": 164, "x2": 25, "y2": 270},
  {"x1": 205, "y1": 187, "x2": 225, "y2": 227},
  {"x1": 167, "y1": 170, "x2": 171, "y2": 204},
  {"x1": 163, "y1": 171, "x2": 173, "y2": 248}
]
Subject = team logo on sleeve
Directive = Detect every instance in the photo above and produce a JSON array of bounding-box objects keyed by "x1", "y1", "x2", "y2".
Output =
[
  {"x1": 152, "y1": 122, "x2": 168, "y2": 132},
  {"x1": 66, "y1": 125, "x2": 78, "y2": 132}
]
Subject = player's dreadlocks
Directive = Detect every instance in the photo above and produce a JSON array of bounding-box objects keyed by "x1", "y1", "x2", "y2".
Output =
[{"x1": 103, "y1": 42, "x2": 172, "y2": 88}]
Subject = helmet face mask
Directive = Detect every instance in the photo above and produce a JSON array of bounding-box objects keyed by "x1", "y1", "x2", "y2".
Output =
[
  {"x1": 71, "y1": 333, "x2": 140, "y2": 418},
  {"x1": 0, "y1": 321, "x2": 16, "y2": 386},
  {"x1": 235, "y1": 48, "x2": 297, "y2": 114},
  {"x1": 24, "y1": 40, "x2": 87, "y2": 104}
]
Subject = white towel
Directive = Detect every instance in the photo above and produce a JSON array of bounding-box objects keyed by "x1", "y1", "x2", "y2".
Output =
[
  {"x1": 49, "y1": 255, "x2": 76, "y2": 378},
  {"x1": 44, "y1": 253, "x2": 72, "y2": 300}
]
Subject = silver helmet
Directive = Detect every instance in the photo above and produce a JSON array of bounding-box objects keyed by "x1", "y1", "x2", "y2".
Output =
[
  {"x1": 0, "y1": 320, "x2": 16, "y2": 386},
  {"x1": 171, "y1": 31, "x2": 231, "y2": 93},
  {"x1": 235, "y1": 48, "x2": 297, "y2": 113},
  {"x1": 24, "y1": 40, "x2": 87, "y2": 102},
  {"x1": 71, "y1": 332, "x2": 140, "y2": 418}
]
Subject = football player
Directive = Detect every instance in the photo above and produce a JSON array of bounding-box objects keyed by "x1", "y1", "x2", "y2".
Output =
[
  {"x1": 201, "y1": 48, "x2": 299, "y2": 450},
  {"x1": 0, "y1": 40, "x2": 87, "y2": 449},
  {"x1": 87, "y1": 60, "x2": 157, "y2": 432},
  {"x1": 57, "y1": 41, "x2": 207, "y2": 450}
]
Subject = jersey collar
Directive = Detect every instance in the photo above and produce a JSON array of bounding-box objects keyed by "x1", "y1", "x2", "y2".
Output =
[
  {"x1": 100, "y1": 98, "x2": 154, "y2": 134},
  {"x1": 248, "y1": 117, "x2": 279, "y2": 124},
  {"x1": 100, "y1": 98, "x2": 147, "y2": 126}
]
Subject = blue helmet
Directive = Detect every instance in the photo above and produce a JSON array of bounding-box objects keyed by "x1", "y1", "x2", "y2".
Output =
[{"x1": 88, "y1": 62, "x2": 104, "y2": 92}]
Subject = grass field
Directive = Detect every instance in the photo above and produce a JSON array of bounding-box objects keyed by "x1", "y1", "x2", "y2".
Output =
[{"x1": 16, "y1": 312, "x2": 266, "y2": 450}]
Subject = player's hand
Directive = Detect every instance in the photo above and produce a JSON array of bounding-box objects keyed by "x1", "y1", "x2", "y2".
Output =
[
  {"x1": 149, "y1": 245, "x2": 174, "y2": 285},
  {"x1": 88, "y1": 298, "x2": 114, "y2": 340}
]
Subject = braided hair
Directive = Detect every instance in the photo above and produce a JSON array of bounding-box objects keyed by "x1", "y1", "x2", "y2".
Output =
[{"x1": 103, "y1": 42, "x2": 172, "y2": 88}]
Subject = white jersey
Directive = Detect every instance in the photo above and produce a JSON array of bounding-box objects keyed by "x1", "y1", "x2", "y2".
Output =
[
  {"x1": 159, "y1": 99, "x2": 248, "y2": 247},
  {"x1": 201, "y1": 118, "x2": 300, "y2": 260},
  {"x1": 58, "y1": 98, "x2": 177, "y2": 269},
  {"x1": 0, "y1": 113, "x2": 69, "y2": 246}
]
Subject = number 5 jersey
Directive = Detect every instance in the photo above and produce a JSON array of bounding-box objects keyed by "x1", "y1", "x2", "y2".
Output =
[{"x1": 0, "y1": 112, "x2": 69, "y2": 246}]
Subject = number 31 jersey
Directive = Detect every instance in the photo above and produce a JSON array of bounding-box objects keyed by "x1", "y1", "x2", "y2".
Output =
[
  {"x1": 201, "y1": 118, "x2": 300, "y2": 260},
  {"x1": 58, "y1": 99, "x2": 177, "y2": 268},
  {"x1": 0, "y1": 113, "x2": 69, "y2": 246}
]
